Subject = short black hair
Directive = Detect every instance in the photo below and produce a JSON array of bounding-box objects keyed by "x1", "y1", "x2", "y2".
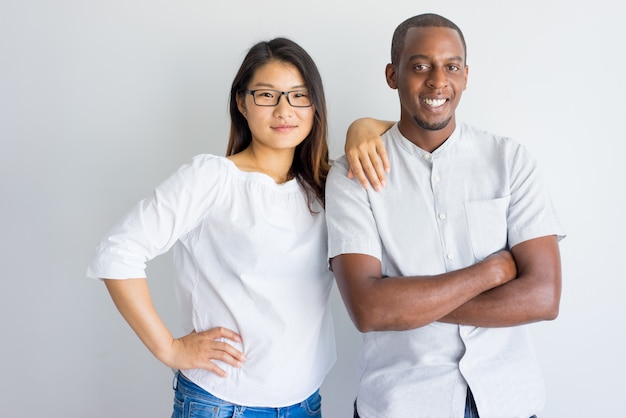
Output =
[{"x1": 391, "y1": 13, "x2": 467, "y2": 64}]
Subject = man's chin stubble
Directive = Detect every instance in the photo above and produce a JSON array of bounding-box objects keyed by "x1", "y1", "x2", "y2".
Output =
[{"x1": 414, "y1": 116, "x2": 452, "y2": 131}]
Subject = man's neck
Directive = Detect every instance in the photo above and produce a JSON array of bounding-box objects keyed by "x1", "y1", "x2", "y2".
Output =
[{"x1": 398, "y1": 119, "x2": 457, "y2": 153}]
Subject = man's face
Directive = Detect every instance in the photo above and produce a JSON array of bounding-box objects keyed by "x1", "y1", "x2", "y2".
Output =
[{"x1": 387, "y1": 26, "x2": 468, "y2": 136}]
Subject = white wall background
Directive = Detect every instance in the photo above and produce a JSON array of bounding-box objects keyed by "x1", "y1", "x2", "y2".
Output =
[{"x1": 1, "y1": 1, "x2": 624, "y2": 416}]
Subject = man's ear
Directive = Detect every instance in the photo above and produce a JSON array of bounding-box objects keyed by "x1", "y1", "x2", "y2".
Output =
[
  {"x1": 385, "y1": 64, "x2": 398, "y2": 90},
  {"x1": 462, "y1": 64, "x2": 469, "y2": 92}
]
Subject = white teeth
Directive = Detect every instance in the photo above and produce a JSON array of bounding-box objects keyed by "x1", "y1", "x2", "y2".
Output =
[{"x1": 423, "y1": 98, "x2": 446, "y2": 107}]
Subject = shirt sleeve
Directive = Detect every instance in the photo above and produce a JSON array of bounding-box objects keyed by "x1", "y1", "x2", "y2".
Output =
[
  {"x1": 507, "y1": 144, "x2": 566, "y2": 247},
  {"x1": 325, "y1": 157, "x2": 383, "y2": 263},
  {"x1": 86, "y1": 155, "x2": 222, "y2": 280}
]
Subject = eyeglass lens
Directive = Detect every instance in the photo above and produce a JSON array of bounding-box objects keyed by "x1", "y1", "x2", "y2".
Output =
[{"x1": 250, "y1": 90, "x2": 311, "y2": 107}]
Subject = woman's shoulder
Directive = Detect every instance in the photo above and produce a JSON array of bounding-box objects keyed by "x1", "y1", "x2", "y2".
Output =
[
  {"x1": 186, "y1": 153, "x2": 230, "y2": 169},
  {"x1": 155, "y1": 154, "x2": 234, "y2": 194},
  {"x1": 175, "y1": 154, "x2": 238, "y2": 179}
]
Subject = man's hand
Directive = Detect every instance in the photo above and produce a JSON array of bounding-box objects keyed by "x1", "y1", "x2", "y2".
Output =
[{"x1": 482, "y1": 249, "x2": 518, "y2": 287}]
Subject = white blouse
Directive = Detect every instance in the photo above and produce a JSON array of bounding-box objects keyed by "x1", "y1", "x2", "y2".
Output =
[{"x1": 87, "y1": 154, "x2": 336, "y2": 407}]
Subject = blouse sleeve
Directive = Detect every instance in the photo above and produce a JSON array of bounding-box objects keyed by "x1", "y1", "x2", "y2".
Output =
[{"x1": 86, "y1": 155, "x2": 223, "y2": 280}]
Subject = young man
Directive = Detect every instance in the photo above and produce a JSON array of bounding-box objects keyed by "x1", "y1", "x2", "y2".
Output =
[{"x1": 327, "y1": 13, "x2": 565, "y2": 418}]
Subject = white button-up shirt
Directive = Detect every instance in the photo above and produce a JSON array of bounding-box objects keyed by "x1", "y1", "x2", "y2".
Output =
[
  {"x1": 326, "y1": 123, "x2": 565, "y2": 418},
  {"x1": 87, "y1": 155, "x2": 335, "y2": 407}
]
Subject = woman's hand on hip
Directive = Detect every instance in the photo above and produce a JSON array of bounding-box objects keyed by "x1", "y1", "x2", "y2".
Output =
[{"x1": 167, "y1": 327, "x2": 246, "y2": 377}]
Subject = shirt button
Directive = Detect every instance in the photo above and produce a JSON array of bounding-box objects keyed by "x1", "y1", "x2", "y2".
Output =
[
  {"x1": 433, "y1": 175, "x2": 440, "y2": 182},
  {"x1": 439, "y1": 213, "x2": 447, "y2": 220},
  {"x1": 447, "y1": 253, "x2": 454, "y2": 260},
  {"x1": 423, "y1": 153, "x2": 431, "y2": 161}
]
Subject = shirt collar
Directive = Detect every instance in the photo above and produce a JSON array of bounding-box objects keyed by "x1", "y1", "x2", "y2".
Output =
[{"x1": 391, "y1": 122, "x2": 461, "y2": 161}]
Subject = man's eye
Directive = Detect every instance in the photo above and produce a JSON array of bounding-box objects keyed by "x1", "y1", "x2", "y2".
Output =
[{"x1": 414, "y1": 64, "x2": 428, "y2": 71}]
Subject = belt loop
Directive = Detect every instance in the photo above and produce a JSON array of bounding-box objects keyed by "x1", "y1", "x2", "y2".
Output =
[{"x1": 172, "y1": 370, "x2": 180, "y2": 391}]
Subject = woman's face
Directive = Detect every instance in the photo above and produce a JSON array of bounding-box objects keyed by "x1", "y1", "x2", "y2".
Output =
[{"x1": 237, "y1": 60, "x2": 314, "y2": 152}]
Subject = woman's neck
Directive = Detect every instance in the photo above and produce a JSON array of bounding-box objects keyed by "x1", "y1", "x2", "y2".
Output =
[{"x1": 229, "y1": 145, "x2": 295, "y2": 184}]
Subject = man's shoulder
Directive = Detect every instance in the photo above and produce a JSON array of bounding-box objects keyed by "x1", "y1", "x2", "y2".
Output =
[
  {"x1": 328, "y1": 155, "x2": 350, "y2": 175},
  {"x1": 459, "y1": 122, "x2": 517, "y2": 145},
  {"x1": 326, "y1": 155, "x2": 365, "y2": 195}
]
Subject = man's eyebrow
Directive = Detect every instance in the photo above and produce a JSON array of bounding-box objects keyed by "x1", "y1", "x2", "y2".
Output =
[
  {"x1": 407, "y1": 54, "x2": 430, "y2": 61},
  {"x1": 407, "y1": 54, "x2": 464, "y2": 62}
]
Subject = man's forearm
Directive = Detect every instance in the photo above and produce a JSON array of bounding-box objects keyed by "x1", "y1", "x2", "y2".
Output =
[
  {"x1": 333, "y1": 250, "x2": 517, "y2": 332},
  {"x1": 439, "y1": 235, "x2": 561, "y2": 327}
]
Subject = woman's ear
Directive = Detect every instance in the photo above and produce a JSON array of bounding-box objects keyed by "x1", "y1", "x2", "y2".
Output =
[{"x1": 236, "y1": 93, "x2": 248, "y2": 118}]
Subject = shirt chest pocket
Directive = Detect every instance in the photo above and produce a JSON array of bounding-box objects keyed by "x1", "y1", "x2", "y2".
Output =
[{"x1": 464, "y1": 195, "x2": 511, "y2": 260}]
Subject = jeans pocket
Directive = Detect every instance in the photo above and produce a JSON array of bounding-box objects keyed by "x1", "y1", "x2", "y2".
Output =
[
  {"x1": 303, "y1": 391, "x2": 322, "y2": 416},
  {"x1": 188, "y1": 401, "x2": 221, "y2": 418}
]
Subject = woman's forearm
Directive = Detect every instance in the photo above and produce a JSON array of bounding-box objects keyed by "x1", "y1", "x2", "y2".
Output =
[{"x1": 104, "y1": 278, "x2": 176, "y2": 364}]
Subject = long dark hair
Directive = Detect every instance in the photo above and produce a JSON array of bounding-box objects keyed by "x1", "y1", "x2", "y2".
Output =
[{"x1": 226, "y1": 38, "x2": 329, "y2": 210}]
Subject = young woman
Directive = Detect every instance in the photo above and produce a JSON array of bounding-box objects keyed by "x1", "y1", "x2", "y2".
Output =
[{"x1": 87, "y1": 38, "x2": 388, "y2": 417}]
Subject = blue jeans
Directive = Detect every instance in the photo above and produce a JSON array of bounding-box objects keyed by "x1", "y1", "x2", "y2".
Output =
[{"x1": 171, "y1": 371, "x2": 322, "y2": 418}]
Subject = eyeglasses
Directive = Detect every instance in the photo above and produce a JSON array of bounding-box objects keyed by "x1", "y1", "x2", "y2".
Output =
[{"x1": 243, "y1": 89, "x2": 312, "y2": 108}]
